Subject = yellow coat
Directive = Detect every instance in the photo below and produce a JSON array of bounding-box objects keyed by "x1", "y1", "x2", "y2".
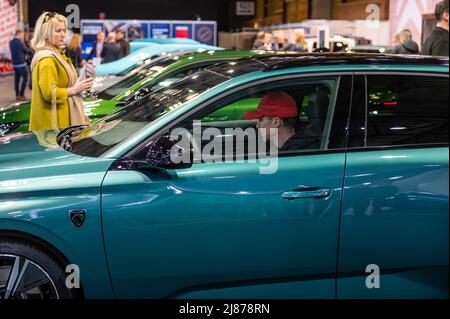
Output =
[{"x1": 29, "y1": 50, "x2": 75, "y2": 131}]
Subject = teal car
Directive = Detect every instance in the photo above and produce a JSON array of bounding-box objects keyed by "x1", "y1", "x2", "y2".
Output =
[
  {"x1": 0, "y1": 50, "x2": 265, "y2": 135},
  {"x1": 130, "y1": 38, "x2": 201, "y2": 53},
  {"x1": 95, "y1": 43, "x2": 223, "y2": 76},
  {"x1": 0, "y1": 54, "x2": 448, "y2": 299}
]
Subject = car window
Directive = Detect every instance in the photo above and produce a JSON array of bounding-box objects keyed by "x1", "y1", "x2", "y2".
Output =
[
  {"x1": 137, "y1": 77, "x2": 338, "y2": 164},
  {"x1": 366, "y1": 75, "x2": 449, "y2": 147}
]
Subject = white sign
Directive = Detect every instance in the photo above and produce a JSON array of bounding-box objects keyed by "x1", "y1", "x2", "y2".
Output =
[{"x1": 236, "y1": 1, "x2": 255, "y2": 16}]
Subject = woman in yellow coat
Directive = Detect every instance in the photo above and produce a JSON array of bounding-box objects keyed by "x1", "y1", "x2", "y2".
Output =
[{"x1": 29, "y1": 12, "x2": 93, "y2": 132}]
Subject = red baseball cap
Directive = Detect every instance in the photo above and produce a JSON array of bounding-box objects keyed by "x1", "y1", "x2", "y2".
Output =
[{"x1": 244, "y1": 92, "x2": 298, "y2": 120}]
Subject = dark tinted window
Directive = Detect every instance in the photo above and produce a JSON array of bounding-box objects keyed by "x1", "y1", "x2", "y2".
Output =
[{"x1": 366, "y1": 75, "x2": 448, "y2": 147}]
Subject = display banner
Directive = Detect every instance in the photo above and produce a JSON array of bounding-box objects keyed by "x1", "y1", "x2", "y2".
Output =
[
  {"x1": 172, "y1": 24, "x2": 193, "y2": 39},
  {"x1": 81, "y1": 19, "x2": 216, "y2": 45},
  {"x1": 194, "y1": 23, "x2": 216, "y2": 46},
  {"x1": 150, "y1": 23, "x2": 171, "y2": 38}
]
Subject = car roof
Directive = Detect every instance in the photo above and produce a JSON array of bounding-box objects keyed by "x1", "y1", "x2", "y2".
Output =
[{"x1": 204, "y1": 53, "x2": 449, "y2": 75}]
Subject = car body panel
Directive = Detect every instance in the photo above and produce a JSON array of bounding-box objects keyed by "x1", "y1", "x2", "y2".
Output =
[
  {"x1": 338, "y1": 147, "x2": 449, "y2": 298},
  {"x1": 0, "y1": 133, "x2": 116, "y2": 298},
  {"x1": 101, "y1": 153, "x2": 345, "y2": 298}
]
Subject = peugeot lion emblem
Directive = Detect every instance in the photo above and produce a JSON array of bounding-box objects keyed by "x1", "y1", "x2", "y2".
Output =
[{"x1": 69, "y1": 210, "x2": 87, "y2": 228}]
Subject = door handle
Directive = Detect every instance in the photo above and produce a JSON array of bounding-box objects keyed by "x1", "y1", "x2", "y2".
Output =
[{"x1": 281, "y1": 187, "x2": 332, "y2": 200}]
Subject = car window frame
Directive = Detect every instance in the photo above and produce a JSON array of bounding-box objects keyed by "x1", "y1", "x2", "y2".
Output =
[
  {"x1": 348, "y1": 71, "x2": 449, "y2": 151},
  {"x1": 118, "y1": 72, "x2": 354, "y2": 164}
]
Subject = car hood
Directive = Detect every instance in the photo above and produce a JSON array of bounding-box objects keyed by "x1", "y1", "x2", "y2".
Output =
[{"x1": 0, "y1": 132, "x2": 115, "y2": 190}]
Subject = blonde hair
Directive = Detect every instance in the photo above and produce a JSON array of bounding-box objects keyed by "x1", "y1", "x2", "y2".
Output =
[
  {"x1": 67, "y1": 33, "x2": 82, "y2": 51},
  {"x1": 295, "y1": 32, "x2": 307, "y2": 48},
  {"x1": 30, "y1": 11, "x2": 67, "y2": 51}
]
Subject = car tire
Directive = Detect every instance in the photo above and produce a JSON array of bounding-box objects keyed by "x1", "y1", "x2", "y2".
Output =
[{"x1": 0, "y1": 239, "x2": 79, "y2": 299}]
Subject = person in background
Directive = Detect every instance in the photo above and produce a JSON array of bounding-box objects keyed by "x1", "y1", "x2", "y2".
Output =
[
  {"x1": 24, "y1": 30, "x2": 34, "y2": 90},
  {"x1": 101, "y1": 32, "x2": 121, "y2": 63},
  {"x1": 274, "y1": 35, "x2": 288, "y2": 50},
  {"x1": 115, "y1": 29, "x2": 130, "y2": 58},
  {"x1": 65, "y1": 33, "x2": 85, "y2": 72},
  {"x1": 286, "y1": 32, "x2": 308, "y2": 52},
  {"x1": 252, "y1": 31, "x2": 265, "y2": 49},
  {"x1": 86, "y1": 31, "x2": 105, "y2": 63},
  {"x1": 391, "y1": 33, "x2": 401, "y2": 46},
  {"x1": 256, "y1": 32, "x2": 274, "y2": 50},
  {"x1": 29, "y1": 11, "x2": 93, "y2": 132},
  {"x1": 10, "y1": 30, "x2": 31, "y2": 101},
  {"x1": 422, "y1": 0, "x2": 449, "y2": 56},
  {"x1": 388, "y1": 29, "x2": 419, "y2": 54}
]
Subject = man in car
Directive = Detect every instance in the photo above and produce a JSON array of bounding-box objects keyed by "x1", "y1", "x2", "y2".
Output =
[{"x1": 244, "y1": 91, "x2": 305, "y2": 152}]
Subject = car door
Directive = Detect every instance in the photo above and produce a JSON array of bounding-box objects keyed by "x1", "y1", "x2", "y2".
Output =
[
  {"x1": 338, "y1": 73, "x2": 449, "y2": 298},
  {"x1": 101, "y1": 74, "x2": 352, "y2": 298}
]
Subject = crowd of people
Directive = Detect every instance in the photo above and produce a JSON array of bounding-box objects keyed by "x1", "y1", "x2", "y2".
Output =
[
  {"x1": 251, "y1": 0, "x2": 448, "y2": 57},
  {"x1": 6, "y1": 0, "x2": 448, "y2": 106},
  {"x1": 252, "y1": 31, "x2": 307, "y2": 52},
  {"x1": 8, "y1": 26, "x2": 131, "y2": 101}
]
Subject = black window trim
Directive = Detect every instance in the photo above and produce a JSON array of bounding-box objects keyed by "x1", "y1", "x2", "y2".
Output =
[{"x1": 347, "y1": 71, "x2": 449, "y2": 152}]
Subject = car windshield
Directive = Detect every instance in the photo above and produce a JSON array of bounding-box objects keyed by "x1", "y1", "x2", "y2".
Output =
[
  {"x1": 60, "y1": 57, "x2": 274, "y2": 157},
  {"x1": 62, "y1": 70, "x2": 230, "y2": 157},
  {"x1": 95, "y1": 57, "x2": 177, "y2": 100}
]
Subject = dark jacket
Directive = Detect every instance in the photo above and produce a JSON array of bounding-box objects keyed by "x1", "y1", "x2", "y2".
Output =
[
  {"x1": 65, "y1": 47, "x2": 83, "y2": 69},
  {"x1": 116, "y1": 38, "x2": 130, "y2": 58},
  {"x1": 422, "y1": 27, "x2": 449, "y2": 57},
  {"x1": 9, "y1": 38, "x2": 30, "y2": 67},
  {"x1": 101, "y1": 42, "x2": 121, "y2": 63},
  {"x1": 389, "y1": 39, "x2": 419, "y2": 54},
  {"x1": 86, "y1": 40, "x2": 104, "y2": 60}
]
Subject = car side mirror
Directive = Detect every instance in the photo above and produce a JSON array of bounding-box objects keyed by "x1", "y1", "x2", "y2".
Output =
[{"x1": 143, "y1": 135, "x2": 192, "y2": 170}]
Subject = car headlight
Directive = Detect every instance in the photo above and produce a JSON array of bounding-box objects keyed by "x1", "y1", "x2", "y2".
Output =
[{"x1": 0, "y1": 122, "x2": 21, "y2": 136}]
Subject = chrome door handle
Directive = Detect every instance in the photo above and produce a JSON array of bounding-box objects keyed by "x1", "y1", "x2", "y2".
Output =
[{"x1": 282, "y1": 187, "x2": 332, "y2": 200}]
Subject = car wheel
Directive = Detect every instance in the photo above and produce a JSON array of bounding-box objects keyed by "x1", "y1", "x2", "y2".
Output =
[{"x1": 0, "y1": 239, "x2": 78, "y2": 299}]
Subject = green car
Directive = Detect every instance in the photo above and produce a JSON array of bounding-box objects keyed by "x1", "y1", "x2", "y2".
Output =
[
  {"x1": 0, "y1": 50, "x2": 268, "y2": 136},
  {"x1": 0, "y1": 54, "x2": 448, "y2": 299}
]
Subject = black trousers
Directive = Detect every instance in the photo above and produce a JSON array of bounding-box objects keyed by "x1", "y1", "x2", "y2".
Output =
[{"x1": 13, "y1": 66, "x2": 28, "y2": 97}]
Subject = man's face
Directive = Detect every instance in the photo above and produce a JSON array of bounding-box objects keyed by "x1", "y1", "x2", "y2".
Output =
[
  {"x1": 444, "y1": 11, "x2": 449, "y2": 26},
  {"x1": 97, "y1": 32, "x2": 105, "y2": 42},
  {"x1": 17, "y1": 32, "x2": 24, "y2": 41},
  {"x1": 116, "y1": 32, "x2": 124, "y2": 40},
  {"x1": 263, "y1": 34, "x2": 272, "y2": 45},
  {"x1": 256, "y1": 116, "x2": 280, "y2": 142}
]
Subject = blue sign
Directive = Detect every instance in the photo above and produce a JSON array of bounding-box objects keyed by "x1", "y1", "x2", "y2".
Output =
[
  {"x1": 82, "y1": 23, "x2": 104, "y2": 42},
  {"x1": 150, "y1": 23, "x2": 170, "y2": 38},
  {"x1": 172, "y1": 24, "x2": 192, "y2": 39},
  {"x1": 81, "y1": 42, "x2": 94, "y2": 60},
  {"x1": 194, "y1": 23, "x2": 215, "y2": 46},
  {"x1": 128, "y1": 22, "x2": 150, "y2": 40}
]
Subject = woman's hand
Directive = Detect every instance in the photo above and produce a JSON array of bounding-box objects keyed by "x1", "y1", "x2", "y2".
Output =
[{"x1": 68, "y1": 78, "x2": 94, "y2": 96}]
